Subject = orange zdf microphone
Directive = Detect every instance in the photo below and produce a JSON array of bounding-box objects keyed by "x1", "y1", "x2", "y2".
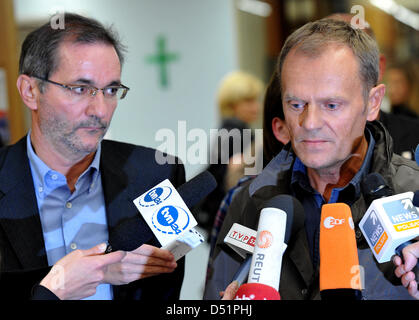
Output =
[
  {"x1": 320, "y1": 203, "x2": 363, "y2": 300},
  {"x1": 234, "y1": 195, "x2": 304, "y2": 300}
]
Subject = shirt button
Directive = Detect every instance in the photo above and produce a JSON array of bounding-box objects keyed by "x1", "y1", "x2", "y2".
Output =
[
  {"x1": 38, "y1": 186, "x2": 44, "y2": 193},
  {"x1": 355, "y1": 229, "x2": 362, "y2": 239},
  {"x1": 301, "y1": 288, "x2": 308, "y2": 296},
  {"x1": 51, "y1": 174, "x2": 58, "y2": 180},
  {"x1": 66, "y1": 202, "x2": 72, "y2": 209},
  {"x1": 70, "y1": 243, "x2": 77, "y2": 250}
]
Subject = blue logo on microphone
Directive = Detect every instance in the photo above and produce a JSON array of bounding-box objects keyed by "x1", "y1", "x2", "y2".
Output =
[
  {"x1": 138, "y1": 186, "x2": 172, "y2": 207},
  {"x1": 151, "y1": 205, "x2": 190, "y2": 235}
]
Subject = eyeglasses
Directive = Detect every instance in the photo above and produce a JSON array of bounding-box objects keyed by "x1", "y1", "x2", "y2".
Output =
[{"x1": 32, "y1": 76, "x2": 130, "y2": 101}]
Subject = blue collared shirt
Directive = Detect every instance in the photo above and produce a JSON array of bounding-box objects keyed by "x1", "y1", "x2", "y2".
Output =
[
  {"x1": 288, "y1": 129, "x2": 413, "y2": 299},
  {"x1": 26, "y1": 132, "x2": 112, "y2": 300},
  {"x1": 290, "y1": 129, "x2": 375, "y2": 268}
]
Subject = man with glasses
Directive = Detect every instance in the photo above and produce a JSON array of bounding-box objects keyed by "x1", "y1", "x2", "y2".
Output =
[{"x1": 0, "y1": 13, "x2": 185, "y2": 300}]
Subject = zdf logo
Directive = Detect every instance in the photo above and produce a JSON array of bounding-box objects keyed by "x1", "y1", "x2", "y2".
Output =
[{"x1": 324, "y1": 216, "x2": 354, "y2": 229}]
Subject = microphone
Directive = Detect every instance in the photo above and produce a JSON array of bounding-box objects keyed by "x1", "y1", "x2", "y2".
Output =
[
  {"x1": 414, "y1": 190, "x2": 419, "y2": 207},
  {"x1": 395, "y1": 189, "x2": 419, "y2": 279},
  {"x1": 223, "y1": 223, "x2": 257, "y2": 260},
  {"x1": 234, "y1": 194, "x2": 305, "y2": 300},
  {"x1": 176, "y1": 170, "x2": 217, "y2": 210},
  {"x1": 359, "y1": 173, "x2": 419, "y2": 271},
  {"x1": 223, "y1": 223, "x2": 257, "y2": 286},
  {"x1": 319, "y1": 203, "x2": 363, "y2": 300},
  {"x1": 109, "y1": 171, "x2": 217, "y2": 251},
  {"x1": 234, "y1": 283, "x2": 282, "y2": 300},
  {"x1": 361, "y1": 172, "x2": 393, "y2": 207},
  {"x1": 230, "y1": 195, "x2": 305, "y2": 287},
  {"x1": 232, "y1": 255, "x2": 253, "y2": 287}
]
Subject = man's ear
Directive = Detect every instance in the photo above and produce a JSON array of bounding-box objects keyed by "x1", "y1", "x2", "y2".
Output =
[
  {"x1": 271, "y1": 117, "x2": 290, "y2": 145},
  {"x1": 366, "y1": 84, "x2": 386, "y2": 121},
  {"x1": 16, "y1": 74, "x2": 40, "y2": 111}
]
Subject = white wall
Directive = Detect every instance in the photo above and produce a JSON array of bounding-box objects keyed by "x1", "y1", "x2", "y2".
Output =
[{"x1": 14, "y1": 0, "x2": 238, "y2": 180}]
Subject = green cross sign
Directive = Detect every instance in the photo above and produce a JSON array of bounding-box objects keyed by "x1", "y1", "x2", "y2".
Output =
[{"x1": 145, "y1": 35, "x2": 180, "y2": 89}]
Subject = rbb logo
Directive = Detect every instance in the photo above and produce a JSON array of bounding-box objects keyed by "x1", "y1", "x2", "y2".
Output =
[
  {"x1": 151, "y1": 205, "x2": 190, "y2": 235},
  {"x1": 138, "y1": 186, "x2": 172, "y2": 207}
]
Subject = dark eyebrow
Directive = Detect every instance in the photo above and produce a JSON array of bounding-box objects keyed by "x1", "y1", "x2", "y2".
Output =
[
  {"x1": 107, "y1": 80, "x2": 122, "y2": 86},
  {"x1": 72, "y1": 78, "x2": 121, "y2": 86},
  {"x1": 73, "y1": 78, "x2": 93, "y2": 85},
  {"x1": 283, "y1": 94, "x2": 303, "y2": 102},
  {"x1": 318, "y1": 97, "x2": 348, "y2": 104}
]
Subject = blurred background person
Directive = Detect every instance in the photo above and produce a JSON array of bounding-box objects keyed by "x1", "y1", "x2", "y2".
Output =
[
  {"x1": 386, "y1": 63, "x2": 418, "y2": 119},
  {"x1": 204, "y1": 70, "x2": 290, "y2": 295},
  {"x1": 196, "y1": 71, "x2": 264, "y2": 235},
  {"x1": 208, "y1": 69, "x2": 289, "y2": 256}
]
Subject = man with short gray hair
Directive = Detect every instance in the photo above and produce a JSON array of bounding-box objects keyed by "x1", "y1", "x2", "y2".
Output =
[{"x1": 205, "y1": 18, "x2": 419, "y2": 300}]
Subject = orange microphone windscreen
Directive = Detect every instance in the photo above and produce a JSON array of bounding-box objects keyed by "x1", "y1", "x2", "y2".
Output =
[{"x1": 319, "y1": 203, "x2": 362, "y2": 291}]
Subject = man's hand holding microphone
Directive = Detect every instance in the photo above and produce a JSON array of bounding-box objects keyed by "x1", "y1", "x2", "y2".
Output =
[
  {"x1": 40, "y1": 243, "x2": 177, "y2": 300},
  {"x1": 393, "y1": 240, "x2": 419, "y2": 300},
  {"x1": 39, "y1": 171, "x2": 217, "y2": 300}
]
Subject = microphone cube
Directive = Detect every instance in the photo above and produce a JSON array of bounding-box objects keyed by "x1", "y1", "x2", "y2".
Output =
[
  {"x1": 224, "y1": 223, "x2": 257, "y2": 259},
  {"x1": 359, "y1": 192, "x2": 419, "y2": 263}
]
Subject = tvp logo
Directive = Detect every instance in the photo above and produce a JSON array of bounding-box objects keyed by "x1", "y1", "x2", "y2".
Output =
[
  {"x1": 151, "y1": 205, "x2": 190, "y2": 235},
  {"x1": 138, "y1": 187, "x2": 172, "y2": 207}
]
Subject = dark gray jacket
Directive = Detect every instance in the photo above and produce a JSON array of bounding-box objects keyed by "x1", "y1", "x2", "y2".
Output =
[
  {"x1": 204, "y1": 121, "x2": 419, "y2": 300},
  {"x1": 0, "y1": 136, "x2": 185, "y2": 300}
]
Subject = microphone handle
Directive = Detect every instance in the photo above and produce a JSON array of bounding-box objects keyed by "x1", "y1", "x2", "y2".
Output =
[
  {"x1": 231, "y1": 254, "x2": 252, "y2": 287},
  {"x1": 395, "y1": 240, "x2": 419, "y2": 282},
  {"x1": 320, "y1": 289, "x2": 363, "y2": 300}
]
